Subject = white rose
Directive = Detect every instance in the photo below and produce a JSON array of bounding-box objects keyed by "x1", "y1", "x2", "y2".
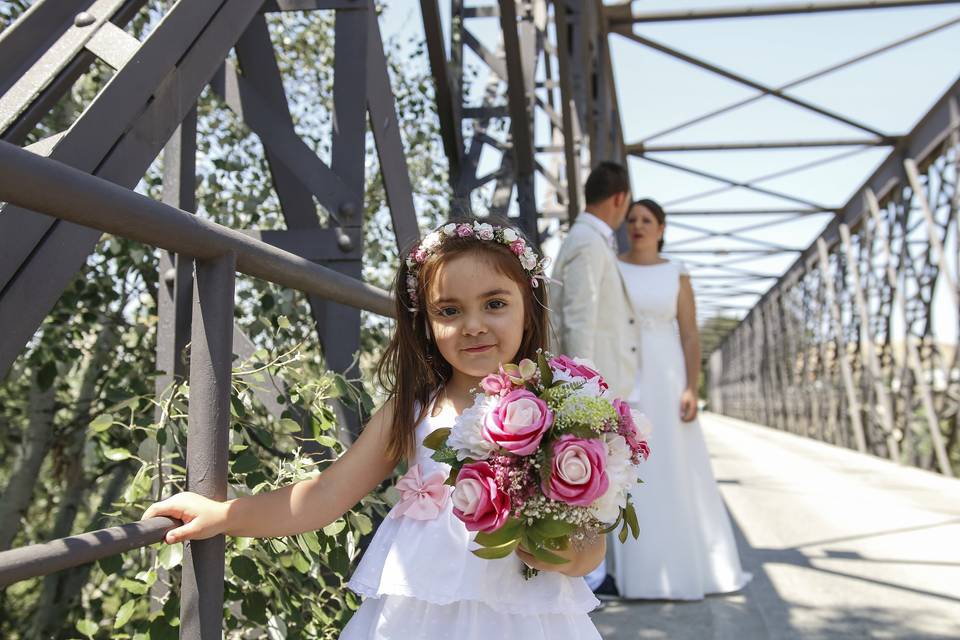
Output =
[
  {"x1": 422, "y1": 231, "x2": 442, "y2": 249},
  {"x1": 443, "y1": 223, "x2": 458, "y2": 236},
  {"x1": 502, "y1": 228, "x2": 518, "y2": 242},
  {"x1": 447, "y1": 395, "x2": 497, "y2": 461},
  {"x1": 589, "y1": 434, "x2": 639, "y2": 524},
  {"x1": 475, "y1": 222, "x2": 495, "y2": 240},
  {"x1": 520, "y1": 253, "x2": 537, "y2": 270}
]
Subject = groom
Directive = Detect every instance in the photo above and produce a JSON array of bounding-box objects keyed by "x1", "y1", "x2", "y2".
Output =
[{"x1": 550, "y1": 161, "x2": 637, "y2": 597}]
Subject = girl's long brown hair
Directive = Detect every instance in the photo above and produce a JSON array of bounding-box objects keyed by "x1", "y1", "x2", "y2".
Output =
[{"x1": 376, "y1": 216, "x2": 549, "y2": 461}]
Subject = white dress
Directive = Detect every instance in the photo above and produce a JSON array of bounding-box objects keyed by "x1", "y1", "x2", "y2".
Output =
[
  {"x1": 613, "y1": 260, "x2": 752, "y2": 600},
  {"x1": 342, "y1": 404, "x2": 601, "y2": 639}
]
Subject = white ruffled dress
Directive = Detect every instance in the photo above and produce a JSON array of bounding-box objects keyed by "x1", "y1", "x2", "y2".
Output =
[{"x1": 342, "y1": 405, "x2": 601, "y2": 640}]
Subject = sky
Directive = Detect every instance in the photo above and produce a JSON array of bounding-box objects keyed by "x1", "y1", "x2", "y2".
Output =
[{"x1": 375, "y1": 1, "x2": 959, "y2": 343}]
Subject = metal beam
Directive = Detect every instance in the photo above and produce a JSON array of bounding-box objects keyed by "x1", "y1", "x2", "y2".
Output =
[
  {"x1": 609, "y1": 1, "x2": 960, "y2": 24},
  {"x1": 0, "y1": 517, "x2": 178, "y2": 588},
  {"x1": 420, "y1": 0, "x2": 463, "y2": 177},
  {"x1": 0, "y1": 141, "x2": 394, "y2": 317},
  {"x1": 629, "y1": 138, "x2": 895, "y2": 153}
]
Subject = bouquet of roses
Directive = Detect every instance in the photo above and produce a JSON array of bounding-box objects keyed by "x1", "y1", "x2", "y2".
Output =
[{"x1": 424, "y1": 351, "x2": 651, "y2": 576}]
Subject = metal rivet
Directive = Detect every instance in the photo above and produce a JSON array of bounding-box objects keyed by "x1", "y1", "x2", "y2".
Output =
[
  {"x1": 337, "y1": 230, "x2": 353, "y2": 252},
  {"x1": 163, "y1": 268, "x2": 176, "y2": 285},
  {"x1": 338, "y1": 202, "x2": 357, "y2": 218},
  {"x1": 74, "y1": 12, "x2": 95, "y2": 27}
]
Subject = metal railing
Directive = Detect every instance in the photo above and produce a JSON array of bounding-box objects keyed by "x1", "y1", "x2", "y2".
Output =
[{"x1": 0, "y1": 139, "x2": 395, "y2": 633}]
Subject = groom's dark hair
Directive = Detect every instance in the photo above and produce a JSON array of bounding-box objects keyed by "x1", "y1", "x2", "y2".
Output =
[{"x1": 584, "y1": 161, "x2": 630, "y2": 205}]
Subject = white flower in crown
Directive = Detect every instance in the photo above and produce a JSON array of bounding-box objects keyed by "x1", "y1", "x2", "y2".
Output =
[
  {"x1": 474, "y1": 222, "x2": 495, "y2": 240},
  {"x1": 443, "y1": 223, "x2": 458, "y2": 236},
  {"x1": 520, "y1": 252, "x2": 538, "y2": 270},
  {"x1": 502, "y1": 228, "x2": 518, "y2": 242},
  {"x1": 421, "y1": 231, "x2": 442, "y2": 250},
  {"x1": 406, "y1": 274, "x2": 418, "y2": 289}
]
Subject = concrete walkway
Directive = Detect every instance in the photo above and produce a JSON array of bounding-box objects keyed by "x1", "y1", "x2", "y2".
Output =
[{"x1": 591, "y1": 412, "x2": 960, "y2": 639}]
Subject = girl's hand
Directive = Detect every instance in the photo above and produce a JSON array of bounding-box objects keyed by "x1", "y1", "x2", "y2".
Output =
[
  {"x1": 515, "y1": 534, "x2": 605, "y2": 577},
  {"x1": 680, "y1": 389, "x2": 698, "y2": 422},
  {"x1": 142, "y1": 492, "x2": 229, "y2": 544}
]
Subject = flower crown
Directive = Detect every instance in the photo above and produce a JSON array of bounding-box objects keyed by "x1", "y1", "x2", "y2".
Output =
[{"x1": 404, "y1": 221, "x2": 549, "y2": 313}]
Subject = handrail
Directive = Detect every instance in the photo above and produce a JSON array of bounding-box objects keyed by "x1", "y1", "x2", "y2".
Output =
[
  {"x1": 0, "y1": 517, "x2": 180, "y2": 588},
  {"x1": 0, "y1": 141, "x2": 395, "y2": 318}
]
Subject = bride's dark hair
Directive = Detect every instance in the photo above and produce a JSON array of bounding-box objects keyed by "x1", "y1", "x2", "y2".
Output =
[{"x1": 633, "y1": 198, "x2": 666, "y2": 252}]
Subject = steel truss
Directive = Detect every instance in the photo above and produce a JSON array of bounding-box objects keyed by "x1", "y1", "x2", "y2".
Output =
[
  {"x1": 709, "y1": 78, "x2": 960, "y2": 476},
  {"x1": 1, "y1": 1, "x2": 959, "y2": 637}
]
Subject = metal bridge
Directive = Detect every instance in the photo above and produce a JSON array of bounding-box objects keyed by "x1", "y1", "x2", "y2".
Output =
[{"x1": 0, "y1": 1, "x2": 958, "y2": 637}]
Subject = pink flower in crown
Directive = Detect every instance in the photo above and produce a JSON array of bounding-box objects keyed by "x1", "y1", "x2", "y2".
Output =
[
  {"x1": 542, "y1": 435, "x2": 609, "y2": 506},
  {"x1": 457, "y1": 224, "x2": 474, "y2": 237},
  {"x1": 452, "y1": 461, "x2": 511, "y2": 532},
  {"x1": 482, "y1": 389, "x2": 553, "y2": 455},
  {"x1": 549, "y1": 355, "x2": 609, "y2": 392},
  {"x1": 389, "y1": 464, "x2": 452, "y2": 521},
  {"x1": 613, "y1": 398, "x2": 650, "y2": 460},
  {"x1": 413, "y1": 247, "x2": 428, "y2": 263},
  {"x1": 509, "y1": 239, "x2": 525, "y2": 256}
]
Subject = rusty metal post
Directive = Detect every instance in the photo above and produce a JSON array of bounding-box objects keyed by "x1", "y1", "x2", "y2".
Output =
[{"x1": 180, "y1": 251, "x2": 236, "y2": 639}]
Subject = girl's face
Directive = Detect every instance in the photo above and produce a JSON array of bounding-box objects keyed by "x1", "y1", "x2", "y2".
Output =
[
  {"x1": 426, "y1": 252, "x2": 526, "y2": 383},
  {"x1": 625, "y1": 204, "x2": 663, "y2": 252}
]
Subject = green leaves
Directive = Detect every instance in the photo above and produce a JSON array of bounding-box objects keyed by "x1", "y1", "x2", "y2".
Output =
[
  {"x1": 114, "y1": 600, "x2": 137, "y2": 628},
  {"x1": 90, "y1": 413, "x2": 114, "y2": 433},
  {"x1": 473, "y1": 518, "x2": 522, "y2": 547},
  {"x1": 422, "y1": 427, "x2": 450, "y2": 451},
  {"x1": 537, "y1": 351, "x2": 554, "y2": 388},
  {"x1": 76, "y1": 619, "x2": 98, "y2": 638},
  {"x1": 472, "y1": 538, "x2": 520, "y2": 560}
]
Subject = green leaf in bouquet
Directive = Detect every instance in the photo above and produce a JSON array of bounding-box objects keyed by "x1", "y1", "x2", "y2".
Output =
[
  {"x1": 600, "y1": 509, "x2": 624, "y2": 535},
  {"x1": 473, "y1": 518, "x2": 522, "y2": 547},
  {"x1": 521, "y1": 539, "x2": 569, "y2": 565},
  {"x1": 537, "y1": 352, "x2": 553, "y2": 388},
  {"x1": 444, "y1": 465, "x2": 459, "y2": 486},
  {"x1": 618, "y1": 520, "x2": 629, "y2": 544},
  {"x1": 544, "y1": 536, "x2": 570, "y2": 551},
  {"x1": 625, "y1": 502, "x2": 640, "y2": 539},
  {"x1": 530, "y1": 518, "x2": 576, "y2": 539},
  {"x1": 472, "y1": 537, "x2": 519, "y2": 560},
  {"x1": 422, "y1": 427, "x2": 451, "y2": 451}
]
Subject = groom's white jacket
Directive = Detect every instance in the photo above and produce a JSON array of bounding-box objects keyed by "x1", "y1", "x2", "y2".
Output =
[{"x1": 549, "y1": 216, "x2": 639, "y2": 401}]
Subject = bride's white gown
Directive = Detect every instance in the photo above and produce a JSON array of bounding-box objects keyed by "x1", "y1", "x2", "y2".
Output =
[{"x1": 614, "y1": 260, "x2": 752, "y2": 600}]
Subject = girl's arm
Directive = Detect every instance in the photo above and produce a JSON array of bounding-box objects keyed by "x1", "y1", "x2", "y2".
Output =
[
  {"x1": 677, "y1": 275, "x2": 701, "y2": 422},
  {"x1": 142, "y1": 400, "x2": 398, "y2": 543}
]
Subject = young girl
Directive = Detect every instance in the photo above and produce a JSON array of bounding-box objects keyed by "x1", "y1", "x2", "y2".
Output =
[{"x1": 142, "y1": 218, "x2": 605, "y2": 639}]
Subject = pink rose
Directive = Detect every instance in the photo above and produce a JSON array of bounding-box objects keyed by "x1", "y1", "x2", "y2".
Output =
[
  {"x1": 457, "y1": 224, "x2": 473, "y2": 237},
  {"x1": 480, "y1": 371, "x2": 513, "y2": 397},
  {"x1": 613, "y1": 399, "x2": 651, "y2": 461},
  {"x1": 549, "y1": 355, "x2": 608, "y2": 391},
  {"x1": 452, "y1": 461, "x2": 511, "y2": 533},
  {"x1": 413, "y1": 247, "x2": 428, "y2": 263},
  {"x1": 482, "y1": 389, "x2": 553, "y2": 455},
  {"x1": 509, "y1": 239, "x2": 525, "y2": 255},
  {"x1": 542, "y1": 435, "x2": 609, "y2": 506}
]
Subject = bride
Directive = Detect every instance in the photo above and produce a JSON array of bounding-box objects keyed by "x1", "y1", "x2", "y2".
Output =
[{"x1": 613, "y1": 198, "x2": 751, "y2": 600}]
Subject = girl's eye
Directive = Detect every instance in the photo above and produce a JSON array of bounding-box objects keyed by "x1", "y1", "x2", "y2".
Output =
[
  {"x1": 437, "y1": 307, "x2": 459, "y2": 317},
  {"x1": 487, "y1": 299, "x2": 506, "y2": 310}
]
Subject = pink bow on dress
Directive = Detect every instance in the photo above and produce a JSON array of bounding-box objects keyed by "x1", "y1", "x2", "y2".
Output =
[{"x1": 389, "y1": 464, "x2": 452, "y2": 521}]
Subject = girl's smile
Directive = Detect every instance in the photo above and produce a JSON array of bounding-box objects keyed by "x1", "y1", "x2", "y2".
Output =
[{"x1": 427, "y1": 252, "x2": 526, "y2": 392}]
